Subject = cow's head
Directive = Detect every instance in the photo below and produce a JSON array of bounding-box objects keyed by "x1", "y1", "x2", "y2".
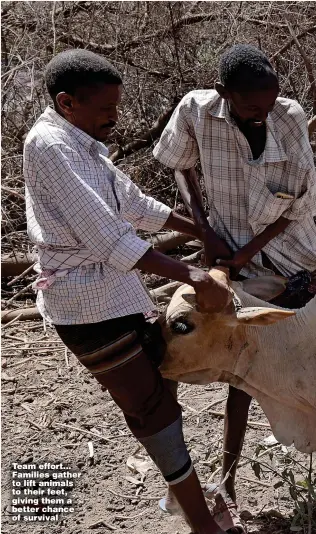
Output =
[{"x1": 159, "y1": 268, "x2": 295, "y2": 380}]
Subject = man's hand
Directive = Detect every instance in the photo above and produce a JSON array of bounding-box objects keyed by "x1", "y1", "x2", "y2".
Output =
[
  {"x1": 217, "y1": 216, "x2": 292, "y2": 279},
  {"x1": 216, "y1": 248, "x2": 251, "y2": 280},
  {"x1": 189, "y1": 269, "x2": 232, "y2": 313},
  {"x1": 203, "y1": 228, "x2": 232, "y2": 268},
  {"x1": 135, "y1": 248, "x2": 232, "y2": 313}
]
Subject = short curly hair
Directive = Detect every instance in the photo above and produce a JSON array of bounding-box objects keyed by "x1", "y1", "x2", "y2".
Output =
[
  {"x1": 219, "y1": 44, "x2": 278, "y2": 92},
  {"x1": 45, "y1": 49, "x2": 122, "y2": 100}
]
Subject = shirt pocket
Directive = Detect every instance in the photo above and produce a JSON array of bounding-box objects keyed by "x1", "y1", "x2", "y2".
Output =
[{"x1": 248, "y1": 181, "x2": 294, "y2": 235}]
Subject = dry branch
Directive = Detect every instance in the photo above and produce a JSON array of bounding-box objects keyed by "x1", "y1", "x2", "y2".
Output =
[
  {"x1": 308, "y1": 116, "x2": 316, "y2": 138},
  {"x1": 270, "y1": 24, "x2": 316, "y2": 62},
  {"x1": 1, "y1": 307, "x2": 41, "y2": 323},
  {"x1": 150, "y1": 281, "x2": 182, "y2": 303},
  {"x1": 1, "y1": 185, "x2": 25, "y2": 201},
  {"x1": 109, "y1": 104, "x2": 178, "y2": 163},
  {"x1": 59, "y1": 12, "x2": 219, "y2": 55},
  {"x1": 236, "y1": 15, "x2": 287, "y2": 29},
  {"x1": 181, "y1": 249, "x2": 203, "y2": 263},
  {"x1": 1, "y1": 253, "x2": 35, "y2": 277},
  {"x1": 286, "y1": 19, "x2": 316, "y2": 114},
  {"x1": 149, "y1": 231, "x2": 193, "y2": 252}
]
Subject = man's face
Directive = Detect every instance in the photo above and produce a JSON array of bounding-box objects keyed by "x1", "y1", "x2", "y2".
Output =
[
  {"x1": 227, "y1": 86, "x2": 279, "y2": 127},
  {"x1": 56, "y1": 83, "x2": 122, "y2": 141}
]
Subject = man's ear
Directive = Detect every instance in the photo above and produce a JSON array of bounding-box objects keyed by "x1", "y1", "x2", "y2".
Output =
[
  {"x1": 55, "y1": 92, "x2": 74, "y2": 118},
  {"x1": 242, "y1": 276, "x2": 287, "y2": 302},
  {"x1": 215, "y1": 81, "x2": 230, "y2": 99},
  {"x1": 236, "y1": 307, "x2": 295, "y2": 326}
]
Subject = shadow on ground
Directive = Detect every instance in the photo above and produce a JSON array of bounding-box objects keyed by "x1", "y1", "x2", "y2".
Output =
[{"x1": 245, "y1": 516, "x2": 292, "y2": 533}]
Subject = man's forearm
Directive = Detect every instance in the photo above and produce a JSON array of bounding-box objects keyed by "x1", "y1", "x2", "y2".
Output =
[
  {"x1": 135, "y1": 247, "x2": 232, "y2": 313},
  {"x1": 135, "y1": 247, "x2": 201, "y2": 286},
  {"x1": 241, "y1": 216, "x2": 291, "y2": 258},
  {"x1": 163, "y1": 211, "x2": 201, "y2": 240},
  {"x1": 175, "y1": 168, "x2": 209, "y2": 229}
]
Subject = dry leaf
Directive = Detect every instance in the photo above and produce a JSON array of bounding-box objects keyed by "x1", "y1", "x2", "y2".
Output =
[
  {"x1": 126, "y1": 454, "x2": 152, "y2": 476},
  {"x1": 261, "y1": 434, "x2": 279, "y2": 446}
]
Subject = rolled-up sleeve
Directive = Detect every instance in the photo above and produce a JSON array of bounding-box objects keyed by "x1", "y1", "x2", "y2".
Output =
[
  {"x1": 282, "y1": 168, "x2": 316, "y2": 221},
  {"x1": 36, "y1": 144, "x2": 152, "y2": 273},
  {"x1": 114, "y1": 166, "x2": 171, "y2": 231},
  {"x1": 153, "y1": 94, "x2": 199, "y2": 170}
]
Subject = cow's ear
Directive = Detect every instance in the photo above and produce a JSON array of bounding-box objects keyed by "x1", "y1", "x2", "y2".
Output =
[
  {"x1": 182, "y1": 293, "x2": 197, "y2": 307},
  {"x1": 236, "y1": 307, "x2": 295, "y2": 326},
  {"x1": 241, "y1": 276, "x2": 287, "y2": 302}
]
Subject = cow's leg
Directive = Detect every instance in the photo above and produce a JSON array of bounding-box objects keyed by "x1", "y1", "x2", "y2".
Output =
[{"x1": 221, "y1": 386, "x2": 252, "y2": 502}]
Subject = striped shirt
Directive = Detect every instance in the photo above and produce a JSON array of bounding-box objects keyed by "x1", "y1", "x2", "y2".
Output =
[
  {"x1": 24, "y1": 107, "x2": 171, "y2": 324},
  {"x1": 154, "y1": 90, "x2": 316, "y2": 278}
]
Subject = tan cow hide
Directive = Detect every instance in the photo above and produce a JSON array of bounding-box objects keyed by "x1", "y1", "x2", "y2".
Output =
[{"x1": 160, "y1": 269, "x2": 316, "y2": 453}]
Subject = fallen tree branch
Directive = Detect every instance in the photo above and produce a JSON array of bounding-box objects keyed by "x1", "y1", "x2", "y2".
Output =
[
  {"x1": 150, "y1": 281, "x2": 182, "y2": 303},
  {"x1": 1, "y1": 307, "x2": 41, "y2": 323},
  {"x1": 1, "y1": 253, "x2": 35, "y2": 277},
  {"x1": 149, "y1": 231, "x2": 193, "y2": 252},
  {"x1": 181, "y1": 249, "x2": 203, "y2": 263}
]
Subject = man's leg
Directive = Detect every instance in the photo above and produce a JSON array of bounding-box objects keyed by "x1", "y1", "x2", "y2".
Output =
[
  {"x1": 55, "y1": 317, "x2": 224, "y2": 534},
  {"x1": 222, "y1": 386, "x2": 251, "y2": 502}
]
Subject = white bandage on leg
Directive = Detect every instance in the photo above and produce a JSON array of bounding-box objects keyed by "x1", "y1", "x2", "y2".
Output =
[{"x1": 139, "y1": 416, "x2": 193, "y2": 485}]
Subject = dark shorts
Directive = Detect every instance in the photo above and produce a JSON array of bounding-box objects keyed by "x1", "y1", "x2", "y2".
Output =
[
  {"x1": 54, "y1": 314, "x2": 193, "y2": 484},
  {"x1": 54, "y1": 314, "x2": 180, "y2": 439}
]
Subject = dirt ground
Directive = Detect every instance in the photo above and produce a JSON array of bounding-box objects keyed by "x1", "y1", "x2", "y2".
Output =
[{"x1": 1, "y1": 317, "x2": 314, "y2": 534}]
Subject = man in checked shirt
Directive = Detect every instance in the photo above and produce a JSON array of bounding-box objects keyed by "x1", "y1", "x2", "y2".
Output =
[
  {"x1": 154, "y1": 44, "x2": 316, "y2": 523},
  {"x1": 24, "y1": 49, "x2": 230, "y2": 534}
]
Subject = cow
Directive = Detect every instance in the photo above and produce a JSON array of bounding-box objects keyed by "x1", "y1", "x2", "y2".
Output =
[{"x1": 158, "y1": 268, "x2": 316, "y2": 529}]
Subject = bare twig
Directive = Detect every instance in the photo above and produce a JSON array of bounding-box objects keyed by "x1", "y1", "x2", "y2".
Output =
[
  {"x1": 1, "y1": 185, "x2": 25, "y2": 201},
  {"x1": 5, "y1": 280, "x2": 34, "y2": 304},
  {"x1": 285, "y1": 18, "x2": 316, "y2": 114},
  {"x1": 168, "y1": 2, "x2": 184, "y2": 87},
  {"x1": 51, "y1": 2, "x2": 57, "y2": 56},
  {"x1": 7, "y1": 263, "x2": 35, "y2": 286},
  {"x1": 271, "y1": 24, "x2": 316, "y2": 62},
  {"x1": 109, "y1": 103, "x2": 179, "y2": 163}
]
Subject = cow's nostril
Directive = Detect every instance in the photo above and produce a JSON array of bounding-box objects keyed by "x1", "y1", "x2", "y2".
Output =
[{"x1": 171, "y1": 320, "x2": 195, "y2": 334}]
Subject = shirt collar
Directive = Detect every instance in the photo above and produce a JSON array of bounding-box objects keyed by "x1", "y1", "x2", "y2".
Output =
[
  {"x1": 208, "y1": 95, "x2": 232, "y2": 123},
  {"x1": 208, "y1": 97, "x2": 287, "y2": 164},
  {"x1": 42, "y1": 106, "x2": 108, "y2": 156},
  {"x1": 262, "y1": 114, "x2": 287, "y2": 163}
]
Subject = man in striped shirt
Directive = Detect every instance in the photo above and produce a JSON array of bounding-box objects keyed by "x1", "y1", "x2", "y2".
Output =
[
  {"x1": 154, "y1": 44, "x2": 316, "y2": 528},
  {"x1": 24, "y1": 49, "x2": 229, "y2": 534}
]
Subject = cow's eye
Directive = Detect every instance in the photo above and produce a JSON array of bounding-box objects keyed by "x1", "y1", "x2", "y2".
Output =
[{"x1": 170, "y1": 320, "x2": 195, "y2": 334}]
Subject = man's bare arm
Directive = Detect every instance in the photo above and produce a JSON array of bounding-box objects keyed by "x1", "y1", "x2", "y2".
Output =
[
  {"x1": 175, "y1": 168, "x2": 232, "y2": 266},
  {"x1": 218, "y1": 216, "x2": 291, "y2": 276},
  {"x1": 135, "y1": 248, "x2": 231, "y2": 313},
  {"x1": 162, "y1": 211, "x2": 201, "y2": 240}
]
